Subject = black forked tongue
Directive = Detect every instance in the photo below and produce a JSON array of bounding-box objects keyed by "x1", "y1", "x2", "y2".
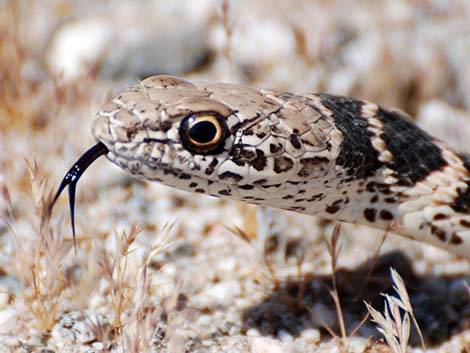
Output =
[{"x1": 50, "y1": 142, "x2": 109, "y2": 245}]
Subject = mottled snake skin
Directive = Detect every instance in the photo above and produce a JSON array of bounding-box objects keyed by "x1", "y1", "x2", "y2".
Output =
[{"x1": 65, "y1": 75, "x2": 470, "y2": 259}]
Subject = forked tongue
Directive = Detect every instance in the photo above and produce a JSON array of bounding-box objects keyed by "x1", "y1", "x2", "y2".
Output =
[{"x1": 50, "y1": 142, "x2": 109, "y2": 246}]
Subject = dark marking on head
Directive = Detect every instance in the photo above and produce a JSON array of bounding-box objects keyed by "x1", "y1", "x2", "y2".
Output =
[
  {"x1": 273, "y1": 156, "x2": 294, "y2": 173},
  {"x1": 231, "y1": 145, "x2": 256, "y2": 163},
  {"x1": 219, "y1": 171, "x2": 243, "y2": 182},
  {"x1": 189, "y1": 182, "x2": 198, "y2": 188},
  {"x1": 370, "y1": 195, "x2": 379, "y2": 203},
  {"x1": 205, "y1": 158, "x2": 219, "y2": 175},
  {"x1": 376, "y1": 183, "x2": 392, "y2": 194},
  {"x1": 219, "y1": 189, "x2": 232, "y2": 196},
  {"x1": 450, "y1": 233, "x2": 463, "y2": 245},
  {"x1": 163, "y1": 169, "x2": 179, "y2": 177},
  {"x1": 366, "y1": 182, "x2": 376, "y2": 193},
  {"x1": 289, "y1": 206, "x2": 306, "y2": 212},
  {"x1": 433, "y1": 213, "x2": 448, "y2": 221},
  {"x1": 379, "y1": 210, "x2": 394, "y2": 221},
  {"x1": 233, "y1": 159, "x2": 246, "y2": 167},
  {"x1": 282, "y1": 195, "x2": 294, "y2": 200},
  {"x1": 270, "y1": 143, "x2": 283, "y2": 154},
  {"x1": 364, "y1": 208, "x2": 377, "y2": 222},
  {"x1": 262, "y1": 184, "x2": 282, "y2": 189},
  {"x1": 287, "y1": 181, "x2": 300, "y2": 185},
  {"x1": 239, "y1": 184, "x2": 255, "y2": 190},
  {"x1": 431, "y1": 225, "x2": 447, "y2": 242},
  {"x1": 297, "y1": 157, "x2": 329, "y2": 177},
  {"x1": 289, "y1": 134, "x2": 302, "y2": 149},
  {"x1": 460, "y1": 219, "x2": 470, "y2": 228},
  {"x1": 325, "y1": 203, "x2": 341, "y2": 214},
  {"x1": 251, "y1": 149, "x2": 267, "y2": 171},
  {"x1": 307, "y1": 193, "x2": 325, "y2": 202},
  {"x1": 160, "y1": 120, "x2": 172, "y2": 132},
  {"x1": 179, "y1": 173, "x2": 191, "y2": 180}
]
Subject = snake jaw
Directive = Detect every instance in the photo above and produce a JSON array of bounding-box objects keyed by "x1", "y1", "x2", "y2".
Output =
[{"x1": 50, "y1": 142, "x2": 109, "y2": 243}]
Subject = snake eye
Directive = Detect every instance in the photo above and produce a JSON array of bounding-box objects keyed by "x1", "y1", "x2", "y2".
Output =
[{"x1": 179, "y1": 114, "x2": 228, "y2": 154}]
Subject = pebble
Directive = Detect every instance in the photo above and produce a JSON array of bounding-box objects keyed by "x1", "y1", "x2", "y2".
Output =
[
  {"x1": 198, "y1": 280, "x2": 240, "y2": 306},
  {"x1": 300, "y1": 328, "x2": 321, "y2": 344},
  {"x1": 252, "y1": 337, "x2": 287, "y2": 353},
  {"x1": 51, "y1": 311, "x2": 110, "y2": 347},
  {"x1": 0, "y1": 308, "x2": 17, "y2": 334},
  {"x1": 47, "y1": 1, "x2": 214, "y2": 80}
]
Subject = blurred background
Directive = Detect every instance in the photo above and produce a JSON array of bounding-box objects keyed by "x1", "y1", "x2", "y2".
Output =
[{"x1": 0, "y1": 1, "x2": 469, "y2": 352}]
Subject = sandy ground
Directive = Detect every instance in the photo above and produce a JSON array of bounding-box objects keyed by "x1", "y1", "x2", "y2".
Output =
[{"x1": 0, "y1": 0, "x2": 469, "y2": 352}]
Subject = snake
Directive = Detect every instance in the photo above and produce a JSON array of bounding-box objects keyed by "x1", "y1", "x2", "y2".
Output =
[{"x1": 51, "y1": 75, "x2": 470, "y2": 259}]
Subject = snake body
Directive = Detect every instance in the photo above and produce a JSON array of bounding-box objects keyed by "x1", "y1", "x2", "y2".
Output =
[{"x1": 54, "y1": 75, "x2": 470, "y2": 259}]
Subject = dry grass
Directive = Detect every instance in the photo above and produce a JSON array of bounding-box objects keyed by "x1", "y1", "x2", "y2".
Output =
[
  {"x1": 2, "y1": 157, "x2": 176, "y2": 351},
  {"x1": 366, "y1": 269, "x2": 425, "y2": 353}
]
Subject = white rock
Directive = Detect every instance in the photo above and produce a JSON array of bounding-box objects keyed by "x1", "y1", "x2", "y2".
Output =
[
  {"x1": 252, "y1": 337, "x2": 287, "y2": 353},
  {"x1": 47, "y1": 1, "x2": 214, "y2": 80},
  {"x1": 201, "y1": 280, "x2": 240, "y2": 306},
  {"x1": 51, "y1": 311, "x2": 110, "y2": 347},
  {"x1": 0, "y1": 308, "x2": 17, "y2": 334},
  {"x1": 47, "y1": 19, "x2": 112, "y2": 80},
  {"x1": 300, "y1": 328, "x2": 321, "y2": 344}
]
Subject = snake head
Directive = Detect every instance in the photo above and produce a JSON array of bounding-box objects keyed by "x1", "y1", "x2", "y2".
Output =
[
  {"x1": 50, "y1": 142, "x2": 109, "y2": 241},
  {"x1": 91, "y1": 75, "x2": 341, "y2": 211}
]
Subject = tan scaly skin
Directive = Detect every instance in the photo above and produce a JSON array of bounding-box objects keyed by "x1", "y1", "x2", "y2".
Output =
[{"x1": 51, "y1": 75, "x2": 470, "y2": 259}]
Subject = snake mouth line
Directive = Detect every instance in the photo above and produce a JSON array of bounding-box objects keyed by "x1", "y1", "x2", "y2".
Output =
[{"x1": 50, "y1": 142, "x2": 109, "y2": 242}]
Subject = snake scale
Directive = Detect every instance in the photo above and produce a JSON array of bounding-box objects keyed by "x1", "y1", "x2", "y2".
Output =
[{"x1": 51, "y1": 75, "x2": 470, "y2": 259}]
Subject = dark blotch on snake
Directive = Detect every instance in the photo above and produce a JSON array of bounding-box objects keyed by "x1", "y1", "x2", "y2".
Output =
[
  {"x1": 297, "y1": 157, "x2": 329, "y2": 177},
  {"x1": 364, "y1": 208, "x2": 377, "y2": 222},
  {"x1": 376, "y1": 108, "x2": 447, "y2": 187},
  {"x1": 380, "y1": 210, "x2": 394, "y2": 221},
  {"x1": 431, "y1": 225, "x2": 447, "y2": 242},
  {"x1": 205, "y1": 158, "x2": 219, "y2": 175},
  {"x1": 219, "y1": 171, "x2": 244, "y2": 182},
  {"x1": 319, "y1": 94, "x2": 382, "y2": 179},
  {"x1": 450, "y1": 233, "x2": 463, "y2": 245},
  {"x1": 251, "y1": 149, "x2": 268, "y2": 171},
  {"x1": 273, "y1": 156, "x2": 294, "y2": 173},
  {"x1": 450, "y1": 154, "x2": 470, "y2": 214}
]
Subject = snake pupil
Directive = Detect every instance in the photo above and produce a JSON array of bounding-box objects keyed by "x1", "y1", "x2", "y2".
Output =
[{"x1": 189, "y1": 121, "x2": 217, "y2": 143}]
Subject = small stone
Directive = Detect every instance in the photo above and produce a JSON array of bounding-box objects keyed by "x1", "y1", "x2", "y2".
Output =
[
  {"x1": 0, "y1": 308, "x2": 16, "y2": 334},
  {"x1": 200, "y1": 281, "x2": 240, "y2": 306},
  {"x1": 300, "y1": 328, "x2": 321, "y2": 344},
  {"x1": 252, "y1": 337, "x2": 287, "y2": 353},
  {"x1": 51, "y1": 311, "x2": 110, "y2": 347},
  {"x1": 277, "y1": 330, "x2": 293, "y2": 343}
]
